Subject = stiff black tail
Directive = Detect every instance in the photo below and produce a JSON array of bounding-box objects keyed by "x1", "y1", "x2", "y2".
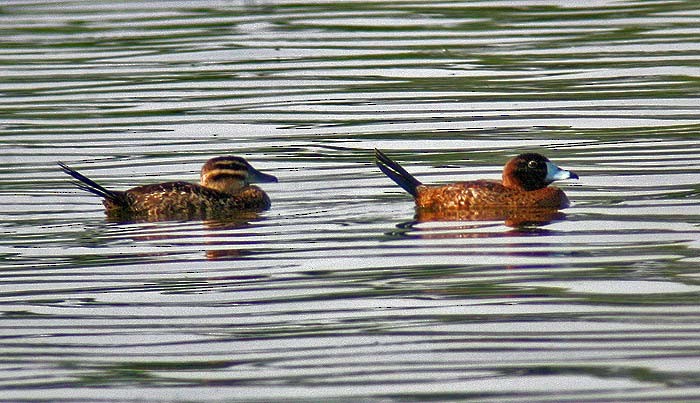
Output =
[
  {"x1": 374, "y1": 149, "x2": 422, "y2": 197},
  {"x1": 58, "y1": 162, "x2": 122, "y2": 204}
]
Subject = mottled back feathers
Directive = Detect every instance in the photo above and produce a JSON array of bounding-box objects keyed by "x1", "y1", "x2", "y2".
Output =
[{"x1": 59, "y1": 156, "x2": 276, "y2": 222}]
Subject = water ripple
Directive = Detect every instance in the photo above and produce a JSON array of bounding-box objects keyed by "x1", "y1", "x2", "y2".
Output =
[{"x1": 1, "y1": 0, "x2": 700, "y2": 401}]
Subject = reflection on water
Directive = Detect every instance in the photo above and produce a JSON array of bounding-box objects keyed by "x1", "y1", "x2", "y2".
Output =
[
  {"x1": 415, "y1": 206, "x2": 567, "y2": 228},
  {"x1": 1, "y1": 0, "x2": 700, "y2": 401}
]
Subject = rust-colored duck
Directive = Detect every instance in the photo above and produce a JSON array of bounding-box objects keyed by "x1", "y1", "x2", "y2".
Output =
[{"x1": 375, "y1": 149, "x2": 578, "y2": 225}]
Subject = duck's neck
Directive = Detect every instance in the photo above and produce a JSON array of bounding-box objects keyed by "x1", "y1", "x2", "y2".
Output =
[
  {"x1": 502, "y1": 173, "x2": 524, "y2": 190},
  {"x1": 201, "y1": 172, "x2": 247, "y2": 194}
]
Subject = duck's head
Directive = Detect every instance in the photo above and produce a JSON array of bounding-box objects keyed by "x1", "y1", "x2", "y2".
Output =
[
  {"x1": 200, "y1": 156, "x2": 277, "y2": 194},
  {"x1": 502, "y1": 153, "x2": 578, "y2": 191}
]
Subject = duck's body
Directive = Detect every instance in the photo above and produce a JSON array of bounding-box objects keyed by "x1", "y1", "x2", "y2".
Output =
[
  {"x1": 97, "y1": 181, "x2": 271, "y2": 221},
  {"x1": 59, "y1": 156, "x2": 277, "y2": 222},
  {"x1": 414, "y1": 180, "x2": 570, "y2": 209},
  {"x1": 375, "y1": 149, "x2": 577, "y2": 212}
]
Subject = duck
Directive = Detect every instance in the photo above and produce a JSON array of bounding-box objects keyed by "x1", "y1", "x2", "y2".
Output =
[
  {"x1": 59, "y1": 156, "x2": 277, "y2": 222},
  {"x1": 375, "y1": 149, "x2": 578, "y2": 211}
]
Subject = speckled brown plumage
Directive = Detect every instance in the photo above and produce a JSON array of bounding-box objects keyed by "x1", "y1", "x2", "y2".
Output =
[
  {"x1": 59, "y1": 156, "x2": 276, "y2": 222},
  {"x1": 102, "y1": 182, "x2": 271, "y2": 221}
]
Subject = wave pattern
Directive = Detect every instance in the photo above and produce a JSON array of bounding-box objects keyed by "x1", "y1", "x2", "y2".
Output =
[{"x1": 1, "y1": 1, "x2": 700, "y2": 401}]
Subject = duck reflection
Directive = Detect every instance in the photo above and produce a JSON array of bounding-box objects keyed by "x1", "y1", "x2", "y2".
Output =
[
  {"x1": 415, "y1": 206, "x2": 566, "y2": 228},
  {"x1": 203, "y1": 213, "x2": 266, "y2": 260},
  {"x1": 108, "y1": 213, "x2": 267, "y2": 261}
]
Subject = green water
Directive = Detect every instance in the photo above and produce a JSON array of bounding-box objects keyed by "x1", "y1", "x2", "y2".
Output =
[{"x1": 1, "y1": 1, "x2": 700, "y2": 402}]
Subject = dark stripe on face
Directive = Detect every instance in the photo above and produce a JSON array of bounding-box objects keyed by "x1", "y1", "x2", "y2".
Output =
[
  {"x1": 212, "y1": 160, "x2": 246, "y2": 170},
  {"x1": 207, "y1": 171, "x2": 247, "y2": 182},
  {"x1": 203, "y1": 156, "x2": 250, "y2": 173}
]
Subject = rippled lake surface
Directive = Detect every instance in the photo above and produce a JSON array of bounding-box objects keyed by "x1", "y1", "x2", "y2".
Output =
[{"x1": 2, "y1": 1, "x2": 700, "y2": 401}]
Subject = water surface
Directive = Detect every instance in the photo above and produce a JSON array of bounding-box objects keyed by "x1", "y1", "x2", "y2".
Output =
[{"x1": 1, "y1": 1, "x2": 700, "y2": 401}]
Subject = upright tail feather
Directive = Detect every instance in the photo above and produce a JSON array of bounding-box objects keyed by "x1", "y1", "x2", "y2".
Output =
[
  {"x1": 58, "y1": 162, "x2": 123, "y2": 204},
  {"x1": 374, "y1": 149, "x2": 422, "y2": 197}
]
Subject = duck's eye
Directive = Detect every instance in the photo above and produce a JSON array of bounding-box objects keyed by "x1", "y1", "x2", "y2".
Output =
[{"x1": 527, "y1": 160, "x2": 539, "y2": 169}]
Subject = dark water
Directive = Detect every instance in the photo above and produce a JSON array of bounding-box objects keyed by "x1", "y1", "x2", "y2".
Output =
[{"x1": 2, "y1": 1, "x2": 700, "y2": 401}]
